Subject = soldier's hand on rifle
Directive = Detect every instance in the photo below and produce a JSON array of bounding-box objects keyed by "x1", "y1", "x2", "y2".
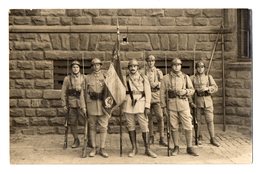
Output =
[
  {"x1": 177, "y1": 89, "x2": 187, "y2": 96},
  {"x1": 144, "y1": 108, "x2": 150, "y2": 117},
  {"x1": 81, "y1": 108, "x2": 87, "y2": 119},
  {"x1": 63, "y1": 106, "x2": 68, "y2": 113},
  {"x1": 190, "y1": 102, "x2": 197, "y2": 108},
  {"x1": 163, "y1": 107, "x2": 168, "y2": 117}
]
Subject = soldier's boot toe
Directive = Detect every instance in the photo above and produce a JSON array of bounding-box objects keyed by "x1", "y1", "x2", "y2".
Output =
[
  {"x1": 170, "y1": 146, "x2": 180, "y2": 156},
  {"x1": 149, "y1": 136, "x2": 154, "y2": 144},
  {"x1": 128, "y1": 148, "x2": 138, "y2": 157},
  {"x1": 159, "y1": 137, "x2": 168, "y2": 147},
  {"x1": 145, "y1": 149, "x2": 157, "y2": 158},
  {"x1": 89, "y1": 147, "x2": 96, "y2": 157},
  {"x1": 100, "y1": 148, "x2": 109, "y2": 158},
  {"x1": 187, "y1": 147, "x2": 199, "y2": 156},
  {"x1": 210, "y1": 137, "x2": 220, "y2": 147},
  {"x1": 71, "y1": 138, "x2": 80, "y2": 148}
]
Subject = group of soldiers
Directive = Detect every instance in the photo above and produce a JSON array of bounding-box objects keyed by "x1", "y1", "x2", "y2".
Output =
[{"x1": 61, "y1": 55, "x2": 220, "y2": 158}]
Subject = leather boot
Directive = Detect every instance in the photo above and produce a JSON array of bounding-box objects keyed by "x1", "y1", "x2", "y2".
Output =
[
  {"x1": 100, "y1": 148, "x2": 109, "y2": 158},
  {"x1": 159, "y1": 137, "x2": 168, "y2": 147},
  {"x1": 89, "y1": 147, "x2": 96, "y2": 157},
  {"x1": 142, "y1": 132, "x2": 157, "y2": 158},
  {"x1": 187, "y1": 147, "x2": 199, "y2": 156},
  {"x1": 171, "y1": 146, "x2": 180, "y2": 156},
  {"x1": 71, "y1": 138, "x2": 80, "y2": 148},
  {"x1": 210, "y1": 137, "x2": 220, "y2": 147},
  {"x1": 128, "y1": 131, "x2": 138, "y2": 157}
]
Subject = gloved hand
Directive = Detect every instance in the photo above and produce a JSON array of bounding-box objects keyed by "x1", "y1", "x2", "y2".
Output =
[
  {"x1": 177, "y1": 89, "x2": 187, "y2": 96},
  {"x1": 163, "y1": 107, "x2": 168, "y2": 117},
  {"x1": 190, "y1": 102, "x2": 197, "y2": 108},
  {"x1": 144, "y1": 108, "x2": 150, "y2": 118},
  {"x1": 63, "y1": 106, "x2": 68, "y2": 113},
  {"x1": 81, "y1": 108, "x2": 87, "y2": 119}
]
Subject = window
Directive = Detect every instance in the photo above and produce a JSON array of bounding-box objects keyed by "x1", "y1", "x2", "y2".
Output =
[{"x1": 237, "y1": 9, "x2": 252, "y2": 60}]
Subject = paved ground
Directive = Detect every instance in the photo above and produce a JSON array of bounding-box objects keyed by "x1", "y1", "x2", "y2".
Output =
[{"x1": 10, "y1": 129, "x2": 252, "y2": 164}]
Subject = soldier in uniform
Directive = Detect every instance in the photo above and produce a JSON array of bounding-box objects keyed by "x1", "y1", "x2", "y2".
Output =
[
  {"x1": 123, "y1": 59, "x2": 157, "y2": 158},
  {"x1": 83, "y1": 58, "x2": 109, "y2": 158},
  {"x1": 144, "y1": 55, "x2": 167, "y2": 146},
  {"x1": 190, "y1": 61, "x2": 220, "y2": 147},
  {"x1": 160, "y1": 58, "x2": 199, "y2": 156},
  {"x1": 61, "y1": 60, "x2": 86, "y2": 148}
]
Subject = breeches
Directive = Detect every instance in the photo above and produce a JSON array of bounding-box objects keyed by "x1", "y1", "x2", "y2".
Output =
[
  {"x1": 169, "y1": 109, "x2": 193, "y2": 131},
  {"x1": 125, "y1": 113, "x2": 149, "y2": 132},
  {"x1": 88, "y1": 115, "x2": 109, "y2": 133}
]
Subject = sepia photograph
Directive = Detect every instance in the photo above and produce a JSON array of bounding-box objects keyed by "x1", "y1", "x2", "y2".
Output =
[{"x1": 2, "y1": 0, "x2": 258, "y2": 174}]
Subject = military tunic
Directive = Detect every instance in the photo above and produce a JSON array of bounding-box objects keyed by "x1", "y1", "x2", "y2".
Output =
[
  {"x1": 160, "y1": 71, "x2": 195, "y2": 130},
  {"x1": 122, "y1": 72, "x2": 151, "y2": 132},
  {"x1": 190, "y1": 74, "x2": 218, "y2": 123}
]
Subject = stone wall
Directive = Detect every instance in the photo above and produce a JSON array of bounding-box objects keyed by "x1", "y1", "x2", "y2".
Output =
[{"x1": 9, "y1": 9, "x2": 252, "y2": 135}]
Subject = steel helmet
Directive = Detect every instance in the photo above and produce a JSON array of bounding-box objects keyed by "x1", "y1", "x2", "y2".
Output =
[
  {"x1": 71, "y1": 60, "x2": 81, "y2": 67},
  {"x1": 171, "y1": 58, "x2": 182, "y2": 66},
  {"x1": 91, "y1": 58, "x2": 102, "y2": 65},
  {"x1": 145, "y1": 55, "x2": 156, "y2": 62},
  {"x1": 195, "y1": 61, "x2": 205, "y2": 68},
  {"x1": 128, "y1": 59, "x2": 139, "y2": 67}
]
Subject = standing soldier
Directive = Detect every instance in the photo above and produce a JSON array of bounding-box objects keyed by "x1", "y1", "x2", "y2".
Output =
[
  {"x1": 160, "y1": 58, "x2": 199, "y2": 156},
  {"x1": 61, "y1": 60, "x2": 86, "y2": 148},
  {"x1": 123, "y1": 59, "x2": 157, "y2": 158},
  {"x1": 190, "y1": 61, "x2": 220, "y2": 147},
  {"x1": 144, "y1": 55, "x2": 167, "y2": 146},
  {"x1": 84, "y1": 58, "x2": 109, "y2": 158}
]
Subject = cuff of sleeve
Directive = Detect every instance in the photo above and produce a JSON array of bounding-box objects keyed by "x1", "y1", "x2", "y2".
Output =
[{"x1": 145, "y1": 103, "x2": 150, "y2": 109}]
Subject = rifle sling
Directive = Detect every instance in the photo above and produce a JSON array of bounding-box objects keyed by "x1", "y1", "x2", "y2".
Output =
[{"x1": 126, "y1": 79, "x2": 135, "y2": 105}]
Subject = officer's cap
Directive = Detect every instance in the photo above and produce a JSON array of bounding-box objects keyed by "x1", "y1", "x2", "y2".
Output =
[
  {"x1": 91, "y1": 58, "x2": 102, "y2": 65},
  {"x1": 195, "y1": 61, "x2": 205, "y2": 68},
  {"x1": 171, "y1": 58, "x2": 182, "y2": 66},
  {"x1": 71, "y1": 60, "x2": 81, "y2": 67},
  {"x1": 145, "y1": 55, "x2": 156, "y2": 62},
  {"x1": 128, "y1": 59, "x2": 139, "y2": 67}
]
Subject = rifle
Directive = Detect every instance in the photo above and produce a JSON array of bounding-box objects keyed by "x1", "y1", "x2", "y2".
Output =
[
  {"x1": 164, "y1": 55, "x2": 171, "y2": 157},
  {"x1": 192, "y1": 43, "x2": 198, "y2": 145},
  {"x1": 63, "y1": 109, "x2": 69, "y2": 149},
  {"x1": 81, "y1": 112, "x2": 88, "y2": 158}
]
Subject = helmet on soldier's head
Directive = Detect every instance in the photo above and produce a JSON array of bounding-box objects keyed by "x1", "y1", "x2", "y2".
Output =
[
  {"x1": 145, "y1": 55, "x2": 156, "y2": 62},
  {"x1": 71, "y1": 60, "x2": 81, "y2": 67},
  {"x1": 128, "y1": 59, "x2": 139, "y2": 67},
  {"x1": 91, "y1": 58, "x2": 102, "y2": 65},
  {"x1": 171, "y1": 58, "x2": 182, "y2": 66},
  {"x1": 196, "y1": 61, "x2": 205, "y2": 68}
]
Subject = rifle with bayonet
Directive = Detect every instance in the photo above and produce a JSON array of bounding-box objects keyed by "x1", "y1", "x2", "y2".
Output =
[
  {"x1": 63, "y1": 108, "x2": 69, "y2": 149},
  {"x1": 192, "y1": 43, "x2": 198, "y2": 145},
  {"x1": 81, "y1": 111, "x2": 88, "y2": 158}
]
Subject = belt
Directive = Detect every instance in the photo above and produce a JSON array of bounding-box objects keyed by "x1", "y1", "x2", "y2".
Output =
[
  {"x1": 151, "y1": 88, "x2": 160, "y2": 92},
  {"x1": 196, "y1": 91, "x2": 211, "y2": 97},
  {"x1": 126, "y1": 91, "x2": 144, "y2": 95}
]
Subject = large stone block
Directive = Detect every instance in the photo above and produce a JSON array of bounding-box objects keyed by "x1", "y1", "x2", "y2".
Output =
[
  {"x1": 60, "y1": 34, "x2": 70, "y2": 50},
  {"x1": 82, "y1": 9, "x2": 99, "y2": 16},
  {"x1": 25, "y1": 51, "x2": 44, "y2": 60},
  {"x1": 25, "y1": 89, "x2": 43, "y2": 98},
  {"x1": 149, "y1": 34, "x2": 160, "y2": 50},
  {"x1": 35, "y1": 61, "x2": 53, "y2": 70},
  {"x1": 10, "y1": 51, "x2": 25, "y2": 60},
  {"x1": 31, "y1": 99, "x2": 50, "y2": 108},
  {"x1": 44, "y1": 70, "x2": 53, "y2": 79},
  {"x1": 73, "y1": 17, "x2": 92, "y2": 25},
  {"x1": 46, "y1": 17, "x2": 60, "y2": 25},
  {"x1": 32, "y1": 42, "x2": 52, "y2": 51},
  {"x1": 236, "y1": 89, "x2": 251, "y2": 98},
  {"x1": 43, "y1": 90, "x2": 61, "y2": 99},
  {"x1": 236, "y1": 107, "x2": 251, "y2": 117},
  {"x1": 127, "y1": 17, "x2": 141, "y2": 25},
  {"x1": 60, "y1": 17, "x2": 72, "y2": 25},
  {"x1": 66, "y1": 9, "x2": 81, "y2": 17},
  {"x1": 10, "y1": 108, "x2": 24, "y2": 117},
  {"x1": 88, "y1": 34, "x2": 99, "y2": 51},
  {"x1": 49, "y1": 117, "x2": 64, "y2": 126},
  {"x1": 50, "y1": 34, "x2": 62, "y2": 50},
  {"x1": 31, "y1": 16, "x2": 46, "y2": 25},
  {"x1": 70, "y1": 34, "x2": 80, "y2": 50},
  {"x1": 117, "y1": 9, "x2": 133, "y2": 16},
  {"x1": 35, "y1": 79, "x2": 53, "y2": 89},
  {"x1": 226, "y1": 79, "x2": 244, "y2": 88},
  {"x1": 159, "y1": 17, "x2": 176, "y2": 26},
  {"x1": 185, "y1": 9, "x2": 202, "y2": 17},
  {"x1": 38, "y1": 127, "x2": 56, "y2": 134},
  {"x1": 30, "y1": 117, "x2": 48, "y2": 126},
  {"x1": 9, "y1": 9, "x2": 26, "y2": 16},
  {"x1": 18, "y1": 99, "x2": 31, "y2": 107},
  {"x1": 14, "y1": 42, "x2": 31, "y2": 50},
  {"x1": 25, "y1": 108, "x2": 36, "y2": 117},
  {"x1": 164, "y1": 9, "x2": 183, "y2": 17},
  {"x1": 194, "y1": 17, "x2": 208, "y2": 26},
  {"x1": 36, "y1": 108, "x2": 57, "y2": 117},
  {"x1": 237, "y1": 71, "x2": 251, "y2": 79},
  {"x1": 20, "y1": 34, "x2": 37, "y2": 41},
  {"x1": 17, "y1": 61, "x2": 34, "y2": 69},
  {"x1": 14, "y1": 17, "x2": 31, "y2": 25},
  {"x1": 209, "y1": 18, "x2": 222, "y2": 26},
  {"x1": 226, "y1": 97, "x2": 246, "y2": 107},
  {"x1": 40, "y1": 9, "x2": 66, "y2": 16},
  {"x1": 92, "y1": 17, "x2": 111, "y2": 25},
  {"x1": 21, "y1": 128, "x2": 37, "y2": 135},
  {"x1": 133, "y1": 42, "x2": 152, "y2": 51},
  {"x1": 10, "y1": 70, "x2": 24, "y2": 79},
  {"x1": 203, "y1": 9, "x2": 222, "y2": 17},
  {"x1": 10, "y1": 99, "x2": 17, "y2": 108},
  {"x1": 99, "y1": 9, "x2": 116, "y2": 16},
  {"x1": 97, "y1": 42, "x2": 115, "y2": 51},
  {"x1": 12, "y1": 117, "x2": 29, "y2": 126},
  {"x1": 176, "y1": 17, "x2": 193, "y2": 26},
  {"x1": 141, "y1": 17, "x2": 158, "y2": 26},
  {"x1": 24, "y1": 70, "x2": 44, "y2": 79},
  {"x1": 128, "y1": 34, "x2": 149, "y2": 42},
  {"x1": 15, "y1": 79, "x2": 34, "y2": 89},
  {"x1": 10, "y1": 89, "x2": 25, "y2": 98},
  {"x1": 178, "y1": 34, "x2": 187, "y2": 50},
  {"x1": 159, "y1": 34, "x2": 169, "y2": 51}
]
